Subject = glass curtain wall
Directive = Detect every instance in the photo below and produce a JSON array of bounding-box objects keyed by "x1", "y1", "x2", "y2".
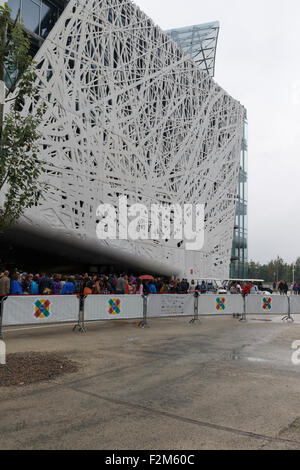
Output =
[
  {"x1": 165, "y1": 22, "x2": 220, "y2": 78},
  {"x1": 230, "y1": 119, "x2": 248, "y2": 279},
  {"x1": 8, "y1": 0, "x2": 68, "y2": 41}
]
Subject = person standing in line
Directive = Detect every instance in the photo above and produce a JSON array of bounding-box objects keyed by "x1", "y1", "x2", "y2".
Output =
[
  {"x1": 235, "y1": 282, "x2": 242, "y2": 294},
  {"x1": 189, "y1": 280, "x2": 195, "y2": 293},
  {"x1": 278, "y1": 281, "x2": 285, "y2": 295},
  {"x1": 136, "y1": 279, "x2": 143, "y2": 295},
  {"x1": 293, "y1": 282, "x2": 299, "y2": 296},
  {"x1": 29, "y1": 275, "x2": 39, "y2": 295},
  {"x1": 52, "y1": 275, "x2": 61, "y2": 295},
  {"x1": 10, "y1": 273, "x2": 23, "y2": 295},
  {"x1": 230, "y1": 283, "x2": 238, "y2": 294},
  {"x1": 39, "y1": 273, "x2": 54, "y2": 294},
  {"x1": 116, "y1": 274, "x2": 126, "y2": 295},
  {"x1": 200, "y1": 281, "x2": 207, "y2": 294},
  {"x1": 62, "y1": 277, "x2": 75, "y2": 295},
  {"x1": 180, "y1": 279, "x2": 190, "y2": 294},
  {"x1": 147, "y1": 281, "x2": 157, "y2": 294},
  {"x1": 0, "y1": 270, "x2": 10, "y2": 296}
]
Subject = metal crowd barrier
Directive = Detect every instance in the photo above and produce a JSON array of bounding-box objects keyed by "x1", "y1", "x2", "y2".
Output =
[
  {"x1": 1, "y1": 292, "x2": 299, "y2": 337},
  {"x1": 196, "y1": 294, "x2": 295, "y2": 323},
  {"x1": 0, "y1": 294, "x2": 81, "y2": 336}
]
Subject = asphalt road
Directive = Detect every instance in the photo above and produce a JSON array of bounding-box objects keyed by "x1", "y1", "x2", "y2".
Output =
[{"x1": 1, "y1": 316, "x2": 300, "y2": 450}]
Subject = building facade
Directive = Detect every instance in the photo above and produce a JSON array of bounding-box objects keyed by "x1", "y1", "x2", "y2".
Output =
[
  {"x1": 166, "y1": 21, "x2": 249, "y2": 280},
  {"x1": 5, "y1": 0, "x2": 246, "y2": 278}
]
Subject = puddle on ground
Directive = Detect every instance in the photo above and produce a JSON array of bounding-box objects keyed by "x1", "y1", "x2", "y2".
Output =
[{"x1": 230, "y1": 350, "x2": 269, "y2": 363}]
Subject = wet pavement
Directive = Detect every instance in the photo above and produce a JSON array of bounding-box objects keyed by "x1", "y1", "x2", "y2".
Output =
[{"x1": 1, "y1": 315, "x2": 300, "y2": 449}]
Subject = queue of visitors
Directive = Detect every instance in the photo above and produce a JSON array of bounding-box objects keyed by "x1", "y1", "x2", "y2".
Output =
[
  {"x1": 0, "y1": 270, "x2": 298, "y2": 297},
  {"x1": 0, "y1": 271, "x2": 195, "y2": 296}
]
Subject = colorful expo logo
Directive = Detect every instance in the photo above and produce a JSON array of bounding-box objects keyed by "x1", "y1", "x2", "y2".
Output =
[
  {"x1": 34, "y1": 299, "x2": 51, "y2": 319},
  {"x1": 108, "y1": 299, "x2": 121, "y2": 316},
  {"x1": 263, "y1": 297, "x2": 272, "y2": 311},
  {"x1": 216, "y1": 297, "x2": 226, "y2": 311}
]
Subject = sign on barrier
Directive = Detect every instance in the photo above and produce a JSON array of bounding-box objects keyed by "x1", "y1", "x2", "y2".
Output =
[
  {"x1": 147, "y1": 294, "x2": 194, "y2": 318},
  {"x1": 198, "y1": 294, "x2": 244, "y2": 316},
  {"x1": 290, "y1": 296, "x2": 300, "y2": 314},
  {"x1": 84, "y1": 295, "x2": 143, "y2": 322},
  {"x1": 246, "y1": 295, "x2": 289, "y2": 315},
  {"x1": 3, "y1": 295, "x2": 80, "y2": 326}
]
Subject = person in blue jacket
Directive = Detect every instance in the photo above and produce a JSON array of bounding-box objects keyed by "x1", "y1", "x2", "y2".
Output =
[
  {"x1": 10, "y1": 273, "x2": 23, "y2": 295},
  {"x1": 29, "y1": 275, "x2": 39, "y2": 295},
  {"x1": 62, "y1": 277, "x2": 75, "y2": 295},
  {"x1": 147, "y1": 281, "x2": 157, "y2": 294}
]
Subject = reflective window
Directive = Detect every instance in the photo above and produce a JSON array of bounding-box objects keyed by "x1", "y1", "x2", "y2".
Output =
[
  {"x1": 21, "y1": 0, "x2": 40, "y2": 35},
  {"x1": 8, "y1": 0, "x2": 21, "y2": 20},
  {"x1": 41, "y1": 0, "x2": 60, "y2": 38},
  {"x1": 230, "y1": 117, "x2": 249, "y2": 278},
  {"x1": 9, "y1": 0, "x2": 68, "y2": 39}
]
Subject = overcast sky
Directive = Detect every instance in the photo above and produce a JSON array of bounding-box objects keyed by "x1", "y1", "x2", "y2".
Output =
[{"x1": 134, "y1": 0, "x2": 300, "y2": 264}]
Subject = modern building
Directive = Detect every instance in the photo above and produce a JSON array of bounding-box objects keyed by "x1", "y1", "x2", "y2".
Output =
[
  {"x1": 3, "y1": 0, "x2": 246, "y2": 278},
  {"x1": 167, "y1": 22, "x2": 248, "y2": 280}
]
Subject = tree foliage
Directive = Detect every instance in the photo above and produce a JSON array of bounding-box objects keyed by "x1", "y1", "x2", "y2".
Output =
[
  {"x1": 248, "y1": 256, "x2": 300, "y2": 283},
  {"x1": 0, "y1": 2, "x2": 46, "y2": 231}
]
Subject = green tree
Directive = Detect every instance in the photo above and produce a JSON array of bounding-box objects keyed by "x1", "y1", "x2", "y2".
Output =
[{"x1": 0, "y1": 2, "x2": 45, "y2": 231}]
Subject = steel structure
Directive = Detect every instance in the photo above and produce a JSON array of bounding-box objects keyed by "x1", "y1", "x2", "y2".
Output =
[{"x1": 5, "y1": 0, "x2": 245, "y2": 278}]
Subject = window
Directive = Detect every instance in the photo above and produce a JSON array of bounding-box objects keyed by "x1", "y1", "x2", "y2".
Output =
[
  {"x1": 8, "y1": 0, "x2": 21, "y2": 20},
  {"x1": 21, "y1": 0, "x2": 41, "y2": 35},
  {"x1": 40, "y1": 0, "x2": 59, "y2": 38}
]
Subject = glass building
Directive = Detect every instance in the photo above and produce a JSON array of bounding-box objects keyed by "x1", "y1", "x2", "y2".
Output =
[
  {"x1": 8, "y1": 0, "x2": 69, "y2": 55},
  {"x1": 165, "y1": 22, "x2": 220, "y2": 77},
  {"x1": 230, "y1": 119, "x2": 249, "y2": 279}
]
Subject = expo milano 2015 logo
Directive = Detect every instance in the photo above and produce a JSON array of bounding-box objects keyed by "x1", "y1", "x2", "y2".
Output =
[{"x1": 95, "y1": 196, "x2": 205, "y2": 251}]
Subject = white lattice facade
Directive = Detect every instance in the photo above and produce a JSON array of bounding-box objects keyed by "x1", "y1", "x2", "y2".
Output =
[{"x1": 15, "y1": 0, "x2": 245, "y2": 278}]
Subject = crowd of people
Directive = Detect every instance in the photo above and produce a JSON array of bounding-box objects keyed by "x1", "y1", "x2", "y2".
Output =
[
  {"x1": 0, "y1": 271, "x2": 197, "y2": 296},
  {"x1": 275, "y1": 281, "x2": 299, "y2": 295},
  {"x1": 0, "y1": 270, "x2": 299, "y2": 297}
]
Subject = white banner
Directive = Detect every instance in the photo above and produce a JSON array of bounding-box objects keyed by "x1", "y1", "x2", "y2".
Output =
[
  {"x1": 3, "y1": 295, "x2": 79, "y2": 326},
  {"x1": 147, "y1": 294, "x2": 195, "y2": 318},
  {"x1": 290, "y1": 296, "x2": 300, "y2": 314},
  {"x1": 84, "y1": 295, "x2": 143, "y2": 322},
  {"x1": 246, "y1": 295, "x2": 289, "y2": 315},
  {"x1": 198, "y1": 294, "x2": 243, "y2": 316}
]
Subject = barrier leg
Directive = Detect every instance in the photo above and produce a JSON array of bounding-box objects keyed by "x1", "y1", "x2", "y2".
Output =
[
  {"x1": 190, "y1": 293, "x2": 201, "y2": 324},
  {"x1": 73, "y1": 295, "x2": 87, "y2": 333},
  {"x1": 138, "y1": 295, "x2": 149, "y2": 328},
  {"x1": 282, "y1": 296, "x2": 294, "y2": 323},
  {"x1": 0, "y1": 296, "x2": 8, "y2": 339},
  {"x1": 239, "y1": 296, "x2": 247, "y2": 322}
]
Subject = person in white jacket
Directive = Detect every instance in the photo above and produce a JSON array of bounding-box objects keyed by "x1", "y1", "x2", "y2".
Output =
[{"x1": 250, "y1": 284, "x2": 259, "y2": 294}]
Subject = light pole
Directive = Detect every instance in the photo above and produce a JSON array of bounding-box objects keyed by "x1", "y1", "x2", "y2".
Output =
[{"x1": 292, "y1": 264, "x2": 295, "y2": 285}]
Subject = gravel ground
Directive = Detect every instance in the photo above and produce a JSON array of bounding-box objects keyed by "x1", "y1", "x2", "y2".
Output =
[{"x1": 0, "y1": 352, "x2": 79, "y2": 387}]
